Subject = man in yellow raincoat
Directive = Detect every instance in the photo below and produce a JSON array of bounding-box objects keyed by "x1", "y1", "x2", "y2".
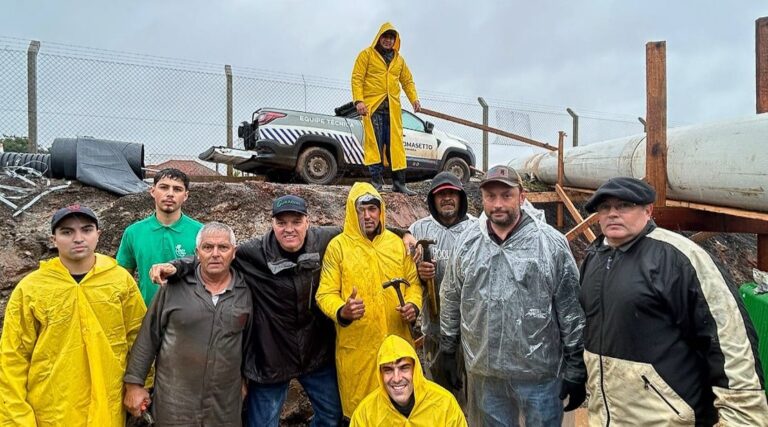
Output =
[
  {"x1": 352, "y1": 22, "x2": 421, "y2": 195},
  {"x1": 0, "y1": 204, "x2": 146, "y2": 426},
  {"x1": 316, "y1": 182, "x2": 422, "y2": 421},
  {"x1": 350, "y1": 335, "x2": 467, "y2": 426}
]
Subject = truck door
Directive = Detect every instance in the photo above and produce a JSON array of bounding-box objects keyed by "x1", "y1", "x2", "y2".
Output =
[{"x1": 402, "y1": 110, "x2": 438, "y2": 170}]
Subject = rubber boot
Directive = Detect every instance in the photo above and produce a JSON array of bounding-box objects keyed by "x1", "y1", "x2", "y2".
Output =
[
  {"x1": 392, "y1": 170, "x2": 416, "y2": 196},
  {"x1": 369, "y1": 167, "x2": 384, "y2": 192}
]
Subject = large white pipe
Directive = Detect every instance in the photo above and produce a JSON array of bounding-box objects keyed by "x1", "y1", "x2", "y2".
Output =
[{"x1": 508, "y1": 114, "x2": 768, "y2": 212}]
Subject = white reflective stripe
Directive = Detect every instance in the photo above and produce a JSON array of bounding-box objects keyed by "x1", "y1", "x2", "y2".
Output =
[{"x1": 647, "y1": 228, "x2": 763, "y2": 390}]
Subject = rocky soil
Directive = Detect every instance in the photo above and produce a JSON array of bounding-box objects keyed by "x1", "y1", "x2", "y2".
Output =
[{"x1": 0, "y1": 175, "x2": 758, "y2": 425}]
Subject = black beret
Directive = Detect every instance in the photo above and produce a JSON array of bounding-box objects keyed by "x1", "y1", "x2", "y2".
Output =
[{"x1": 585, "y1": 177, "x2": 657, "y2": 213}]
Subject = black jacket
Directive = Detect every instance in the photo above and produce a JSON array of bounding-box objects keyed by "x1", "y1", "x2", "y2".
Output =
[
  {"x1": 579, "y1": 221, "x2": 767, "y2": 426},
  {"x1": 174, "y1": 226, "x2": 339, "y2": 384}
]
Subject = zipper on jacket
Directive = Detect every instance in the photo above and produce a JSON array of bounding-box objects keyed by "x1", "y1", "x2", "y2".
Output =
[
  {"x1": 308, "y1": 278, "x2": 314, "y2": 311},
  {"x1": 599, "y1": 355, "x2": 610, "y2": 426},
  {"x1": 599, "y1": 250, "x2": 613, "y2": 426},
  {"x1": 605, "y1": 252, "x2": 614, "y2": 270},
  {"x1": 641, "y1": 375, "x2": 680, "y2": 416}
]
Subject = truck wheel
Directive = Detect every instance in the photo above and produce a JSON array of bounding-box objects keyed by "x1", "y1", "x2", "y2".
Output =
[
  {"x1": 442, "y1": 157, "x2": 470, "y2": 184},
  {"x1": 297, "y1": 146, "x2": 338, "y2": 185}
]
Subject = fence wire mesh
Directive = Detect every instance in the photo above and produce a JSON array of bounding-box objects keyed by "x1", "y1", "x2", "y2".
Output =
[{"x1": 1, "y1": 36, "x2": 647, "y2": 174}]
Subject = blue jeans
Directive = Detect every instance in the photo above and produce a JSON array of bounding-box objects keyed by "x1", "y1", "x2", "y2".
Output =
[
  {"x1": 369, "y1": 108, "x2": 390, "y2": 177},
  {"x1": 467, "y1": 375, "x2": 563, "y2": 427},
  {"x1": 245, "y1": 364, "x2": 342, "y2": 427}
]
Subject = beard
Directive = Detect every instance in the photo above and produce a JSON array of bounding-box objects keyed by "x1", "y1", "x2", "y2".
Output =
[{"x1": 487, "y1": 208, "x2": 519, "y2": 227}]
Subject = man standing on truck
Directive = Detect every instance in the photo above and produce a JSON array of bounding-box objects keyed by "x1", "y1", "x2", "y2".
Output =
[{"x1": 352, "y1": 22, "x2": 421, "y2": 196}]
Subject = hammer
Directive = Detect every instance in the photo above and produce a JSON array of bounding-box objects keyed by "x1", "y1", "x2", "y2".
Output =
[
  {"x1": 415, "y1": 239, "x2": 438, "y2": 322},
  {"x1": 382, "y1": 278, "x2": 421, "y2": 341}
]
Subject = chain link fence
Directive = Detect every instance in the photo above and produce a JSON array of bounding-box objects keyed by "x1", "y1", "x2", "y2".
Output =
[{"x1": 1, "y1": 36, "x2": 648, "y2": 174}]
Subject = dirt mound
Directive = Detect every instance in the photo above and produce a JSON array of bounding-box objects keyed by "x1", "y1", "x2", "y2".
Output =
[{"x1": 0, "y1": 178, "x2": 757, "y2": 426}]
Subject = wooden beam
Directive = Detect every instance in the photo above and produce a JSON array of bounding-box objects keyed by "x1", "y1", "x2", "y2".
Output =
[
  {"x1": 646, "y1": 41, "x2": 668, "y2": 206},
  {"x1": 566, "y1": 213, "x2": 599, "y2": 242},
  {"x1": 757, "y1": 17, "x2": 768, "y2": 113},
  {"x1": 557, "y1": 131, "x2": 565, "y2": 229},
  {"x1": 555, "y1": 184, "x2": 596, "y2": 242},
  {"x1": 759, "y1": 235, "x2": 768, "y2": 271},
  {"x1": 419, "y1": 107, "x2": 557, "y2": 151},
  {"x1": 653, "y1": 207, "x2": 768, "y2": 234},
  {"x1": 189, "y1": 175, "x2": 265, "y2": 183},
  {"x1": 689, "y1": 232, "x2": 718, "y2": 244},
  {"x1": 665, "y1": 199, "x2": 768, "y2": 221},
  {"x1": 524, "y1": 191, "x2": 590, "y2": 203}
]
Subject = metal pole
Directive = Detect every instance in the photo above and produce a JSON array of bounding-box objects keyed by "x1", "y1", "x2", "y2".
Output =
[
  {"x1": 225, "y1": 65, "x2": 233, "y2": 177},
  {"x1": 638, "y1": 117, "x2": 647, "y2": 132},
  {"x1": 27, "y1": 40, "x2": 40, "y2": 153},
  {"x1": 478, "y1": 97, "x2": 489, "y2": 170},
  {"x1": 566, "y1": 108, "x2": 579, "y2": 147}
]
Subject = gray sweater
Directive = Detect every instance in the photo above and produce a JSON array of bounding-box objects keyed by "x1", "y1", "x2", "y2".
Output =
[{"x1": 125, "y1": 263, "x2": 252, "y2": 426}]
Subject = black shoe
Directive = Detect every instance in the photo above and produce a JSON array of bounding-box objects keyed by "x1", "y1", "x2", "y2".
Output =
[{"x1": 392, "y1": 171, "x2": 416, "y2": 196}]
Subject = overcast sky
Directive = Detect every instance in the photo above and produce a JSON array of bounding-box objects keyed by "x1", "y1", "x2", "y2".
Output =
[{"x1": 3, "y1": 1, "x2": 767, "y2": 130}]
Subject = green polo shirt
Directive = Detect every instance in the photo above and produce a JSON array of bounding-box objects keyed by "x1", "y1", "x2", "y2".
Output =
[{"x1": 116, "y1": 213, "x2": 203, "y2": 305}]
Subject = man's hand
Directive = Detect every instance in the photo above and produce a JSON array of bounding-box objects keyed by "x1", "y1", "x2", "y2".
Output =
[
  {"x1": 149, "y1": 263, "x2": 177, "y2": 285},
  {"x1": 241, "y1": 378, "x2": 248, "y2": 401},
  {"x1": 124, "y1": 383, "x2": 151, "y2": 418},
  {"x1": 339, "y1": 287, "x2": 365, "y2": 321},
  {"x1": 560, "y1": 379, "x2": 586, "y2": 411},
  {"x1": 396, "y1": 302, "x2": 418, "y2": 323},
  {"x1": 412, "y1": 100, "x2": 421, "y2": 113},
  {"x1": 402, "y1": 233, "x2": 417, "y2": 255},
  {"x1": 417, "y1": 261, "x2": 435, "y2": 281},
  {"x1": 435, "y1": 350, "x2": 462, "y2": 390},
  {"x1": 355, "y1": 101, "x2": 369, "y2": 116}
]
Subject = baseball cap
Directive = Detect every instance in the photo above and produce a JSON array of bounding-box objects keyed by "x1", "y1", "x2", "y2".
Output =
[
  {"x1": 480, "y1": 165, "x2": 522, "y2": 188},
  {"x1": 432, "y1": 183, "x2": 461, "y2": 194},
  {"x1": 356, "y1": 193, "x2": 381, "y2": 208},
  {"x1": 51, "y1": 204, "x2": 99, "y2": 232},
  {"x1": 585, "y1": 177, "x2": 657, "y2": 213},
  {"x1": 272, "y1": 195, "x2": 308, "y2": 216}
]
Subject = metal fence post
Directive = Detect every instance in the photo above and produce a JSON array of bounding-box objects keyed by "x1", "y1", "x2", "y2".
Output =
[
  {"x1": 225, "y1": 64, "x2": 233, "y2": 177},
  {"x1": 477, "y1": 97, "x2": 489, "y2": 171},
  {"x1": 27, "y1": 40, "x2": 40, "y2": 153},
  {"x1": 638, "y1": 117, "x2": 647, "y2": 132},
  {"x1": 566, "y1": 108, "x2": 579, "y2": 147}
]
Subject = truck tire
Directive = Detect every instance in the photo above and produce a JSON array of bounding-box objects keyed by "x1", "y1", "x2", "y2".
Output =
[
  {"x1": 442, "y1": 156, "x2": 470, "y2": 184},
  {"x1": 297, "y1": 146, "x2": 338, "y2": 185}
]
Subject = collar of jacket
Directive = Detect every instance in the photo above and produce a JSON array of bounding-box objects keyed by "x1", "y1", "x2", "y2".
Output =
[
  {"x1": 263, "y1": 229, "x2": 322, "y2": 275},
  {"x1": 478, "y1": 210, "x2": 531, "y2": 244},
  {"x1": 594, "y1": 220, "x2": 657, "y2": 253},
  {"x1": 40, "y1": 253, "x2": 117, "y2": 282}
]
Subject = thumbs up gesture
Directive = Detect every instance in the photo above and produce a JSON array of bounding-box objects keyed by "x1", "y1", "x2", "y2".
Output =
[{"x1": 340, "y1": 287, "x2": 366, "y2": 321}]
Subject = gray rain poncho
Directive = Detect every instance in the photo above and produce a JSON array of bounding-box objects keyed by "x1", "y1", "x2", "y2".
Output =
[{"x1": 439, "y1": 207, "x2": 585, "y2": 383}]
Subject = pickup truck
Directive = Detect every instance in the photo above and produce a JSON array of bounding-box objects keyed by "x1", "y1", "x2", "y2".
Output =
[{"x1": 199, "y1": 103, "x2": 479, "y2": 185}]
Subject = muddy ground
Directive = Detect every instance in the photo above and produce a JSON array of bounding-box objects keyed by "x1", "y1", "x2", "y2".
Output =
[{"x1": 0, "y1": 176, "x2": 758, "y2": 425}]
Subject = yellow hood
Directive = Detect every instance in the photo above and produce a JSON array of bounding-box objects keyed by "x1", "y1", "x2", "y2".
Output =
[
  {"x1": 343, "y1": 182, "x2": 386, "y2": 241},
  {"x1": 375, "y1": 335, "x2": 426, "y2": 400},
  {"x1": 371, "y1": 22, "x2": 401, "y2": 52}
]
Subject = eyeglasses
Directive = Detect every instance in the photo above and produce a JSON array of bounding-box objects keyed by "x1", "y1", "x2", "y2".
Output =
[{"x1": 596, "y1": 201, "x2": 638, "y2": 214}]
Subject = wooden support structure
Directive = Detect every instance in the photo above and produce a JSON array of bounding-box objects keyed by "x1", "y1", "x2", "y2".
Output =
[
  {"x1": 756, "y1": 17, "x2": 768, "y2": 271},
  {"x1": 646, "y1": 41, "x2": 668, "y2": 206},
  {"x1": 556, "y1": 131, "x2": 565, "y2": 229},
  {"x1": 566, "y1": 213, "x2": 599, "y2": 242},
  {"x1": 556, "y1": 184, "x2": 596, "y2": 242},
  {"x1": 419, "y1": 108, "x2": 557, "y2": 151}
]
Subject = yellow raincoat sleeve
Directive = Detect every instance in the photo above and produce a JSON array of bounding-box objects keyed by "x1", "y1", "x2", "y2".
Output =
[
  {"x1": 399, "y1": 59, "x2": 418, "y2": 105},
  {"x1": 316, "y1": 239, "x2": 348, "y2": 324},
  {"x1": 351, "y1": 50, "x2": 369, "y2": 104},
  {"x1": 0, "y1": 285, "x2": 39, "y2": 425}
]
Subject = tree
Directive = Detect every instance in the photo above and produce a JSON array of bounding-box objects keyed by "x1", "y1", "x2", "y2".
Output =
[{"x1": 1, "y1": 135, "x2": 49, "y2": 153}]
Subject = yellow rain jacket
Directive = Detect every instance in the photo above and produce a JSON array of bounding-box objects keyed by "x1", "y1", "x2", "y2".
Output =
[
  {"x1": 350, "y1": 335, "x2": 467, "y2": 427},
  {"x1": 351, "y1": 22, "x2": 419, "y2": 171},
  {"x1": 0, "y1": 254, "x2": 146, "y2": 426},
  {"x1": 317, "y1": 182, "x2": 421, "y2": 417}
]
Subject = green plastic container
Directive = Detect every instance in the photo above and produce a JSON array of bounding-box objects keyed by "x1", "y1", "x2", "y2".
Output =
[{"x1": 739, "y1": 282, "x2": 768, "y2": 393}]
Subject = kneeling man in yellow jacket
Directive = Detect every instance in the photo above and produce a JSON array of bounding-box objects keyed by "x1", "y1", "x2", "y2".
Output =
[{"x1": 351, "y1": 335, "x2": 466, "y2": 426}]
